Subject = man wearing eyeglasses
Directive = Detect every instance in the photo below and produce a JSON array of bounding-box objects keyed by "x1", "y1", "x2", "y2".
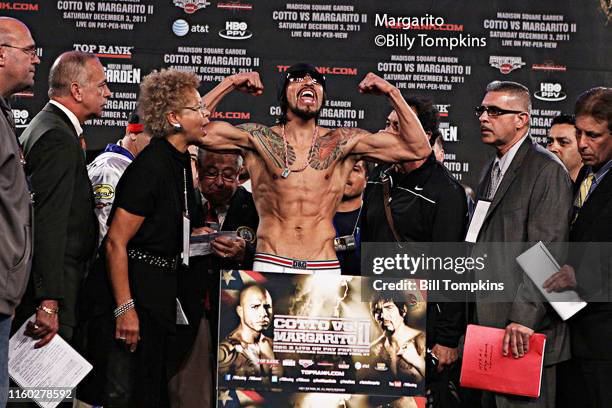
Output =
[
  {"x1": 201, "y1": 63, "x2": 431, "y2": 274},
  {"x1": 0, "y1": 17, "x2": 39, "y2": 406},
  {"x1": 15, "y1": 51, "x2": 111, "y2": 350},
  {"x1": 193, "y1": 148, "x2": 258, "y2": 268},
  {"x1": 168, "y1": 149, "x2": 259, "y2": 407},
  {"x1": 469, "y1": 81, "x2": 572, "y2": 407}
]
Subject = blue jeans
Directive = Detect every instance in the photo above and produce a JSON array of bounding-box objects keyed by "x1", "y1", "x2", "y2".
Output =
[{"x1": 0, "y1": 313, "x2": 11, "y2": 407}]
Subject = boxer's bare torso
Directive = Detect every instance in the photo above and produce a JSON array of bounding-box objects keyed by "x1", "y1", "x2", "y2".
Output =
[
  {"x1": 218, "y1": 330, "x2": 277, "y2": 377},
  {"x1": 201, "y1": 71, "x2": 431, "y2": 261},
  {"x1": 237, "y1": 123, "x2": 367, "y2": 260}
]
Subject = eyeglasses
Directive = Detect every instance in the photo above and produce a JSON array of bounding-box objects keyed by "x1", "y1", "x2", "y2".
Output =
[
  {"x1": 1, "y1": 44, "x2": 37, "y2": 58},
  {"x1": 474, "y1": 105, "x2": 525, "y2": 118},
  {"x1": 183, "y1": 105, "x2": 208, "y2": 114},
  {"x1": 287, "y1": 73, "x2": 324, "y2": 85},
  {"x1": 202, "y1": 169, "x2": 237, "y2": 182}
]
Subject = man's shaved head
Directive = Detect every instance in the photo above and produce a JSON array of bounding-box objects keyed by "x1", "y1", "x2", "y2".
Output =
[
  {"x1": 0, "y1": 17, "x2": 28, "y2": 43},
  {"x1": 237, "y1": 284, "x2": 273, "y2": 334},
  {"x1": 239, "y1": 284, "x2": 270, "y2": 306},
  {"x1": 0, "y1": 17, "x2": 39, "y2": 97},
  {"x1": 485, "y1": 80, "x2": 532, "y2": 113}
]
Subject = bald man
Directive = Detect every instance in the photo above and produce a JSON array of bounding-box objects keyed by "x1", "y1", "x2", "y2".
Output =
[
  {"x1": 218, "y1": 285, "x2": 279, "y2": 378},
  {"x1": 0, "y1": 17, "x2": 39, "y2": 404}
]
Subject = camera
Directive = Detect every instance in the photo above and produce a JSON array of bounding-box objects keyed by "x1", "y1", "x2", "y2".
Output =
[{"x1": 334, "y1": 235, "x2": 356, "y2": 252}]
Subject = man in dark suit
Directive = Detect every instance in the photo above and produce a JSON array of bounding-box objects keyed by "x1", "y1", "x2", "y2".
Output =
[
  {"x1": 469, "y1": 81, "x2": 572, "y2": 407},
  {"x1": 193, "y1": 148, "x2": 259, "y2": 268},
  {"x1": 544, "y1": 87, "x2": 612, "y2": 407},
  {"x1": 187, "y1": 148, "x2": 259, "y2": 333},
  {"x1": 170, "y1": 148, "x2": 259, "y2": 408},
  {"x1": 16, "y1": 51, "x2": 111, "y2": 347}
]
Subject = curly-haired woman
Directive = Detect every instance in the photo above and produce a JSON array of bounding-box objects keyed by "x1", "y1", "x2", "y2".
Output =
[{"x1": 76, "y1": 69, "x2": 209, "y2": 407}]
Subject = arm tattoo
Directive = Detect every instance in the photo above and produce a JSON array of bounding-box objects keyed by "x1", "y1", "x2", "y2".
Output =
[
  {"x1": 237, "y1": 123, "x2": 295, "y2": 169},
  {"x1": 310, "y1": 128, "x2": 364, "y2": 170},
  {"x1": 218, "y1": 339, "x2": 239, "y2": 372}
]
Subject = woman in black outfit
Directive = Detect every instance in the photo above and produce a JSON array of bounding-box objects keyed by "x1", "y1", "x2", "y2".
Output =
[{"x1": 76, "y1": 69, "x2": 210, "y2": 407}]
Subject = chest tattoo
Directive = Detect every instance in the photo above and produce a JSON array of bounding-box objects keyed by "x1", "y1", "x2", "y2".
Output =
[
  {"x1": 237, "y1": 123, "x2": 295, "y2": 169},
  {"x1": 310, "y1": 128, "x2": 356, "y2": 170}
]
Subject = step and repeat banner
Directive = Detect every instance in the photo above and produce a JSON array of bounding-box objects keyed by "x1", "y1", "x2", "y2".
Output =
[{"x1": 4, "y1": 0, "x2": 612, "y2": 188}]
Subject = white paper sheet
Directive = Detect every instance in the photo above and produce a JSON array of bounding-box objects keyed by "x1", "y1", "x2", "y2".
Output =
[
  {"x1": 516, "y1": 241, "x2": 587, "y2": 320},
  {"x1": 8, "y1": 315, "x2": 93, "y2": 408},
  {"x1": 465, "y1": 200, "x2": 491, "y2": 243},
  {"x1": 189, "y1": 231, "x2": 238, "y2": 257},
  {"x1": 176, "y1": 298, "x2": 189, "y2": 325}
]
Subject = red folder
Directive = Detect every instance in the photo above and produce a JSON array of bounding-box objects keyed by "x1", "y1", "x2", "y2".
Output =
[{"x1": 460, "y1": 324, "x2": 546, "y2": 398}]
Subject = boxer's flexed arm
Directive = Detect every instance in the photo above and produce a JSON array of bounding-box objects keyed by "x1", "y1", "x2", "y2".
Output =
[
  {"x1": 200, "y1": 72, "x2": 264, "y2": 151},
  {"x1": 203, "y1": 71, "x2": 263, "y2": 114},
  {"x1": 350, "y1": 72, "x2": 432, "y2": 162}
]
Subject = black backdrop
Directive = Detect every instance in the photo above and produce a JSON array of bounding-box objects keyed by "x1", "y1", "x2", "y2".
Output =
[{"x1": 4, "y1": 0, "x2": 611, "y2": 188}]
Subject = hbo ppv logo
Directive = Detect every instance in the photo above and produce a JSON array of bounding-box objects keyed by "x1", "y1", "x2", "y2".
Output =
[
  {"x1": 12, "y1": 109, "x2": 30, "y2": 128},
  {"x1": 219, "y1": 21, "x2": 252, "y2": 40},
  {"x1": 534, "y1": 82, "x2": 567, "y2": 102}
]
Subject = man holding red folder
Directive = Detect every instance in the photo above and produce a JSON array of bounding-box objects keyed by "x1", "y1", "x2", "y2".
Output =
[{"x1": 469, "y1": 81, "x2": 572, "y2": 407}]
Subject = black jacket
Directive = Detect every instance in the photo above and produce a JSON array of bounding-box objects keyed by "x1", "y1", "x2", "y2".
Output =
[
  {"x1": 568, "y1": 165, "x2": 612, "y2": 360},
  {"x1": 363, "y1": 154, "x2": 468, "y2": 347},
  {"x1": 16, "y1": 102, "x2": 97, "y2": 335},
  {"x1": 192, "y1": 186, "x2": 259, "y2": 270},
  {"x1": 185, "y1": 186, "x2": 259, "y2": 338}
]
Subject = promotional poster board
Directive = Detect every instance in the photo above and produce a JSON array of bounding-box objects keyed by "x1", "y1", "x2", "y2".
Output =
[{"x1": 217, "y1": 270, "x2": 426, "y2": 401}]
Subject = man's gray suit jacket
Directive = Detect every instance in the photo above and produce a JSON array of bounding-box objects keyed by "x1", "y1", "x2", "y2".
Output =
[{"x1": 473, "y1": 136, "x2": 572, "y2": 366}]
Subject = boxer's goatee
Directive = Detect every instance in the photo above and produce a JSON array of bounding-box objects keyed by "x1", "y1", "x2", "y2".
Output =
[{"x1": 290, "y1": 105, "x2": 320, "y2": 121}]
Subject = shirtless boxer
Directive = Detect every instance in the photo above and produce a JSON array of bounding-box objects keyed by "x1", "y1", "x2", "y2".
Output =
[
  {"x1": 202, "y1": 63, "x2": 431, "y2": 273},
  {"x1": 218, "y1": 284, "x2": 278, "y2": 378},
  {"x1": 370, "y1": 297, "x2": 426, "y2": 382}
]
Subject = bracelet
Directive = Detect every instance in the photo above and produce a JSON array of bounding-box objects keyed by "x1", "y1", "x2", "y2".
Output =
[
  {"x1": 114, "y1": 299, "x2": 135, "y2": 319},
  {"x1": 37, "y1": 305, "x2": 59, "y2": 315}
]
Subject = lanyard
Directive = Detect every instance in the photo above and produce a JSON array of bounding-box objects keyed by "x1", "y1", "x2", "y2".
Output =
[
  {"x1": 181, "y1": 168, "x2": 190, "y2": 266},
  {"x1": 333, "y1": 200, "x2": 363, "y2": 238},
  {"x1": 182, "y1": 168, "x2": 189, "y2": 218}
]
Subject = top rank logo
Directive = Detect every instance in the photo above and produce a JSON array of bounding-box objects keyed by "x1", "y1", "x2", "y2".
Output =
[
  {"x1": 174, "y1": 0, "x2": 210, "y2": 14},
  {"x1": 74, "y1": 44, "x2": 133, "y2": 59},
  {"x1": 489, "y1": 56, "x2": 525, "y2": 74}
]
